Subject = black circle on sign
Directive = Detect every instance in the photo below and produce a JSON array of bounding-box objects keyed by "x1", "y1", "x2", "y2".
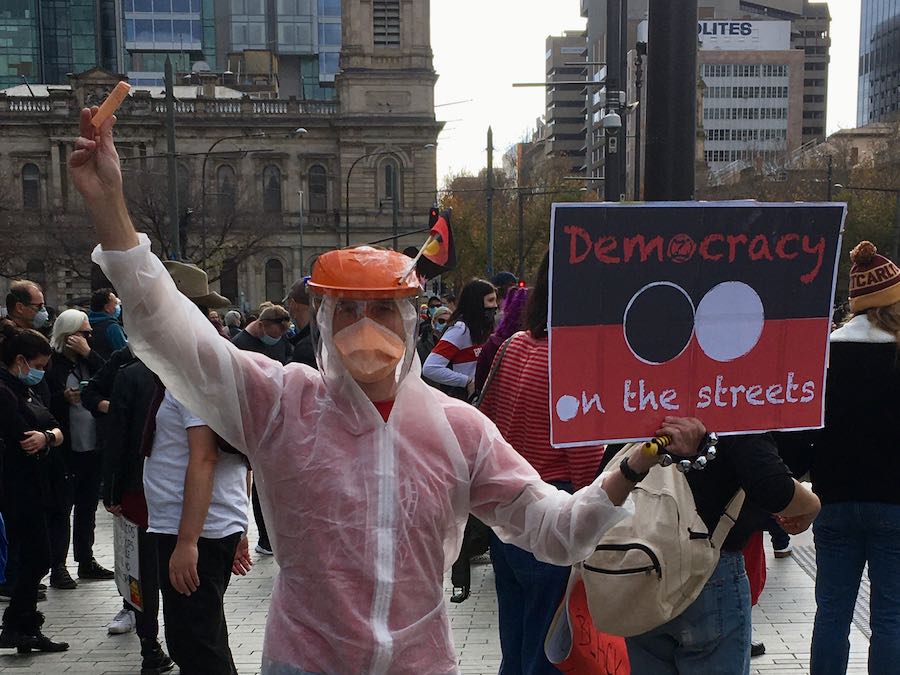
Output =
[{"x1": 623, "y1": 283, "x2": 695, "y2": 364}]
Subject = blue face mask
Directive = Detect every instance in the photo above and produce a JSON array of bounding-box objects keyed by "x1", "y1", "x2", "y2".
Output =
[
  {"x1": 260, "y1": 333, "x2": 281, "y2": 346},
  {"x1": 434, "y1": 320, "x2": 447, "y2": 334},
  {"x1": 114, "y1": 303, "x2": 122, "y2": 320},
  {"x1": 17, "y1": 362, "x2": 44, "y2": 387}
]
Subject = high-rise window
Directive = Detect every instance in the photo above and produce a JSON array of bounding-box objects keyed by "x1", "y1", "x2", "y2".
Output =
[{"x1": 373, "y1": 0, "x2": 400, "y2": 46}]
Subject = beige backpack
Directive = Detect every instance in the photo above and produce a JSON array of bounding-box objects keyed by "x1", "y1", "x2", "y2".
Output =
[{"x1": 580, "y1": 442, "x2": 745, "y2": 637}]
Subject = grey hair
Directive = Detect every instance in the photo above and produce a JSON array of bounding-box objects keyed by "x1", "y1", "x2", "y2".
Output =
[{"x1": 50, "y1": 309, "x2": 89, "y2": 353}]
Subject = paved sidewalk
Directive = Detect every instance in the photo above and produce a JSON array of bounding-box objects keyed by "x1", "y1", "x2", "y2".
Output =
[{"x1": 0, "y1": 513, "x2": 871, "y2": 674}]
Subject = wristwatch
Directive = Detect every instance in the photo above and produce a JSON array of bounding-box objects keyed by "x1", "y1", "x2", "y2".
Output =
[{"x1": 619, "y1": 457, "x2": 650, "y2": 483}]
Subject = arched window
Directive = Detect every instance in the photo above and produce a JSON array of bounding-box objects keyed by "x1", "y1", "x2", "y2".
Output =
[
  {"x1": 265, "y1": 259, "x2": 285, "y2": 303},
  {"x1": 22, "y1": 164, "x2": 40, "y2": 209},
  {"x1": 380, "y1": 159, "x2": 400, "y2": 203},
  {"x1": 217, "y1": 165, "x2": 236, "y2": 211},
  {"x1": 309, "y1": 164, "x2": 327, "y2": 213},
  {"x1": 263, "y1": 165, "x2": 282, "y2": 213}
]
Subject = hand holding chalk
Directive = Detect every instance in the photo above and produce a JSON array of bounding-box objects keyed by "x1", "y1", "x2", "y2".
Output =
[{"x1": 91, "y1": 81, "x2": 131, "y2": 129}]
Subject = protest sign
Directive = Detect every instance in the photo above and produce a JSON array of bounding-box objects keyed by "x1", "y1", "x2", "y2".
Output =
[
  {"x1": 549, "y1": 201, "x2": 845, "y2": 446},
  {"x1": 113, "y1": 516, "x2": 144, "y2": 612}
]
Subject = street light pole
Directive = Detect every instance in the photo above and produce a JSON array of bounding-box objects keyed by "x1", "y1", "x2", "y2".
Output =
[
  {"x1": 201, "y1": 133, "x2": 261, "y2": 264},
  {"x1": 165, "y1": 57, "x2": 181, "y2": 259},
  {"x1": 344, "y1": 144, "x2": 434, "y2": 248}
]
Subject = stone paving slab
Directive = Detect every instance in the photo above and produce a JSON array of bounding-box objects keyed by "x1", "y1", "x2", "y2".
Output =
[{"x1": 0, "y1": 511, "x2": 872, "y2": 674}]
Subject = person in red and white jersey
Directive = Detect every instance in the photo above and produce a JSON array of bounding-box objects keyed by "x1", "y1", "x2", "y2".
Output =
[{"x1": 422, "y1": 279, "x2": 498, "y2": 399}]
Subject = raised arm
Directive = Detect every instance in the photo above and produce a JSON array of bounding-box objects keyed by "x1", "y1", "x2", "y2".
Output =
[{"x1": 68, "y1": 108, "x2": 296, "y2": 452}]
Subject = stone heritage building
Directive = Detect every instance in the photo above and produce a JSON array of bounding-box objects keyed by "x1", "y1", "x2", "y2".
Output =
[{"x1": 0, "y1": 0, "x2": 441, "y2": 313}]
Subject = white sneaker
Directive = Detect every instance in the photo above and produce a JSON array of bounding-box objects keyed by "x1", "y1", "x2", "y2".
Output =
[
  {"x1": 107, "y1": 607, "x2": 136, "y2": 635},
  {"x1": 255, "y1": 544, "x2": 273, "y2": 556}
]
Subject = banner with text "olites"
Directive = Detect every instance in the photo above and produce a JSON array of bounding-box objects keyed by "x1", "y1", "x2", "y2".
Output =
[{"x1": 549, "y1": 201, "x2": 846, "y2": 447}]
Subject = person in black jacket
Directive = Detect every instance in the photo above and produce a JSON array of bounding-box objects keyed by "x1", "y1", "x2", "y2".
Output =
[
  {"x1": 103, "y1": 356, "x2": 174, "y2": 673},
  {"x1": 0, "y1": 324, "x2": 68, "y2": 653},
  {"x1": 231, "y1": 303, "x2": 292, "y2": 366},
  {"x1": 45, "y1": 309, "x2": 113, "y2": 589},
  {"x1": 779, "y1": 241, "x2": 900, "y2": 675},
  {"x1": 286, "y1": 280, "x2": 316, "y2": 368},
  {"x1": 597, "y1": 433, "x2": 821, "y2": 674}
]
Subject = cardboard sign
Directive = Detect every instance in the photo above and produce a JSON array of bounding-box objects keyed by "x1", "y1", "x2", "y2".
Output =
[
  {"x1": 549, "y1": 202, "x2": 845, "y2": 446},
  {"x1": 545, "y1": 577, "x2": 630, "y2": 674},
  {"x1": 113, "y1": 516, "x2": 144, "y2": 612}
]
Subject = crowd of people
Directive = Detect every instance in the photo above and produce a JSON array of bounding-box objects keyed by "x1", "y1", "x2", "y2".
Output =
[{"x1": 0, "y1": 104, "x2": 895, "y2": 675}]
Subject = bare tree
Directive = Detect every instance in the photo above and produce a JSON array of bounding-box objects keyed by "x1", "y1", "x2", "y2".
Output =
[{"x1": 123, "y1": 170, "x2": 283, "y2": 282}]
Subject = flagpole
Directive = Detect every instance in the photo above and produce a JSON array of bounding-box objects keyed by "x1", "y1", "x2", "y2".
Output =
[{"x1": 399, "y1": 234, "x2": 437, "y2": 283}]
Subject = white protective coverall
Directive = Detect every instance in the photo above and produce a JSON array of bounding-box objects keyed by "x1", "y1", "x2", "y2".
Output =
[{"x1": 93, "y1": 234, "x2": 632, "y2": 675}]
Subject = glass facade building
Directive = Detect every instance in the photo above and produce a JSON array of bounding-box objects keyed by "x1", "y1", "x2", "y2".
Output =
[
  {"x1": 0, "y1": 0, "x2": 120, "y2": 88},
  {"x1": 858, "y1": 0, "x2": 900, "y2": 125},
  {"x1": 123, "y1": 0, "x2": 215, "y2": 85}
]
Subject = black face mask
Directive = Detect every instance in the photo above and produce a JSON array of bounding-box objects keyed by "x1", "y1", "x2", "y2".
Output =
[{"x1": 483, "y1": 307, "x2": 498, "y2": 325}]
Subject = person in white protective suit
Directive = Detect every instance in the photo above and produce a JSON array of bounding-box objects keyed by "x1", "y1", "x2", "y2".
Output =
[{"x1": 68, "y1": 108, "x2": 707, "y2": 675}]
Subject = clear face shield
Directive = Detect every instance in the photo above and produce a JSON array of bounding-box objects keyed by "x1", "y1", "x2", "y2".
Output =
[{"x1": 311, "y1": 295, "x2": 420, "y2": 397}]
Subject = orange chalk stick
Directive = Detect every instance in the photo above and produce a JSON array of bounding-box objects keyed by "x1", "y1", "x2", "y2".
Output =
[{"x1": 91, "y1": 81, "x2": 131, "y2": 129}]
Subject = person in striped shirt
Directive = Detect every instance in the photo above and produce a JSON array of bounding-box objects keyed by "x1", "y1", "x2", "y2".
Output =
[
  {"x1": 422, "y1": 279, "x2": 499, "y2": 400},
  {"x1": 479, "y1": 251, "x2": 606, "y2": 675}
]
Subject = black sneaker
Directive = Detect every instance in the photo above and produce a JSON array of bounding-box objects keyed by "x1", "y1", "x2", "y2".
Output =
[
  {"x1": 77, "y1": 559, "x2": 114, "y2": 580},
  {"x1": 140, "y1": 638, "x2": 175, "y2": 674},
  {"x1": 751, "y1": 640, "x2": 766, "y2": 657},
  {"x1": 49, "y1": 566, "x2": 77, "y2": 590}
]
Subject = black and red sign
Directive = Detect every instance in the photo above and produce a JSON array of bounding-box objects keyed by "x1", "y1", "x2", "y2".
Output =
[{"x1": 549, "y1": 201, "x2": 845, "y2": 447}]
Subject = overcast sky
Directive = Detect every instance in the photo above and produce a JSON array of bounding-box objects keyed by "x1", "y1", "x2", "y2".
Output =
[{"x1": 430, "y1": 0, "x2": 861, "y2": 186}]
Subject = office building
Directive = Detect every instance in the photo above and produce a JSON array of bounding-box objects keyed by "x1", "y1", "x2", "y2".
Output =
[
  {"x1": 699, "y1": 19, "x2": 805, "y2": 173},
  {"x1": 544, "y1": 31, "x2": 587, "y2": 173},
  {"x1": 858, "y1": 0, "x2": 900, "y2": 125},
  {"x1": 0, "y1": 0, "x2": 122, "y2": 88}
]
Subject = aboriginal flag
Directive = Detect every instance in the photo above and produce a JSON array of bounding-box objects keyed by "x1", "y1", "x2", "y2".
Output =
[
  {"x1": 548, "y1": 202, "x2": 845, "y2": 447},
  {"x1": 410, "y1": 208, "x2": 456, "y2": 279}
]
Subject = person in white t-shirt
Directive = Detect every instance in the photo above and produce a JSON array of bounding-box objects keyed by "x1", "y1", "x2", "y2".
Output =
[{"x1": 141, "y1": 260, "x2": 252, "y2": 675}]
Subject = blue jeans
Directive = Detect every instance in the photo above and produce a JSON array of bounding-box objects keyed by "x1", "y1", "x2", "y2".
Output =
[
  {"x1": 626, "y1": 551, "x2": 751, "y2": 675},
  {"x1": 811, "y1": 502, "x2": 900, "y2": 675},
  {"x1": 490, "y1": 532, "x2": 570, "y2": 675}
]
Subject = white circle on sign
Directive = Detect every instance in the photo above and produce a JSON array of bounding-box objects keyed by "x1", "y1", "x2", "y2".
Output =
[
  {"x1": 695, "y1": 281, "x2": 764, "y2": 362},
  {"x1": 556, "y1": 395, "x2": 579, "y2": 422}
]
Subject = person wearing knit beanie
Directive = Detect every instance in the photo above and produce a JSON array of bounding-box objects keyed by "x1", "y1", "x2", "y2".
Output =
[
  {"x1": 848, "y1": 240, "x2": 900, "y2": 312},
  {"x1": 778, "y1": 240, "x2": 900, "y2": 674}
]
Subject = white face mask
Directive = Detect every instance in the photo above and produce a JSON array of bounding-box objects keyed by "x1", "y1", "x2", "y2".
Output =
[
  {"x1": 332, "y1": 318, "x2": 406, "y2": 384},
  {"x1": 33, "y1": 307, "x2": 50, "y2": 329}
]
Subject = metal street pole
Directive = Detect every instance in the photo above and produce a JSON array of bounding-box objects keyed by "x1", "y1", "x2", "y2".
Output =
[
  {"x1": 298, "y1": 190, "x2": 305, "y2": 276},
  {"x1": 644, "y1": 0, "x2": 697, "y2": 201},
  {"x1": 165, "y1": 57, "x2": 180, "y2": 259},
  {"x1": 517, "y1": 188, "x2": 525, "y2": 280},
  {"x1": 633, "y1": 38, "x2": 647, "y2": 201},
  {"x1": 392, "y1": 190, "x2": 399, "y2": 251},
  {"x1": 604, "y1": 0, "x2": 623, "y2": 202},
  {"x1": 345, "y1": 150, "x2": 397, "y2": 248},
  {"x1": 826, "y1": 155, "x2": 833, "y2": 201},
  {"x1": 486, "y1": 126, "x2": 494, "y2": 278}
]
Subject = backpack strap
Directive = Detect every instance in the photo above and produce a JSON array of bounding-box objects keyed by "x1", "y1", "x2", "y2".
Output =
[
  {"x1": 709, "y1": 489, "x2": 746, "y2": 549},
  {"x1": 473, "y1": 333, "x2": 518, "y2": 409}
]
